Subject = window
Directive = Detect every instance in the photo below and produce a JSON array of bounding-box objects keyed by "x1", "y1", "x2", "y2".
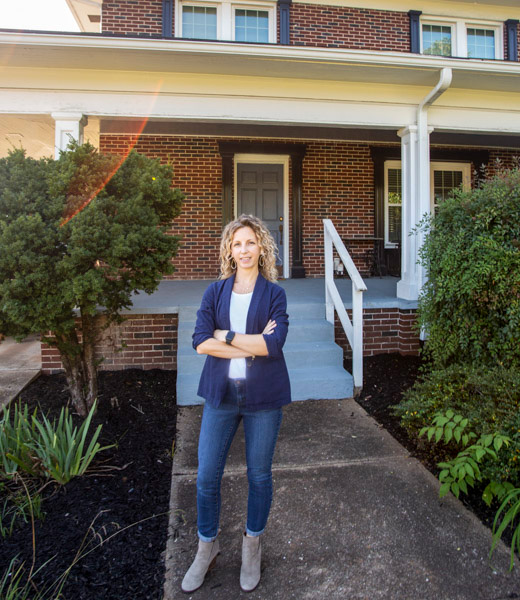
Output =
[
  {"x1": 182, "y1": 5, "x2": 217, "y2": 39},
  {"x1": 422, "y1": 24, "x2": 452, "y2": 56},
  {"x1": 384, "y1": 162, "x2": 402, "y2": 247},
  {"x1": 235, "y1": 9, "x2": 269, "y2": 43},
  {"x1": 420, "y1": 17, "x2": 502, "y2": 59},
  {"x1": 467, "y1": 28, "x2": 495, "y2": 59},
  {"x1": 384, "y1": 161, "x2": 471, "y2": 248},
  {"x1": 176, "y1": 0, "x2": 276, "y2": 43}
]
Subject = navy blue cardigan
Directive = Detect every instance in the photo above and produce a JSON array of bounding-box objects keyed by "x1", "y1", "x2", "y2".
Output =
[{"x1": 192, "y1": 273, "x2": 292, "y2": 410}]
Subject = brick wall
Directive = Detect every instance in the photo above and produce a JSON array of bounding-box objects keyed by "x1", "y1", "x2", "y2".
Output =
[
  {"x1": 102, "y1": 0, "x2": 167, "y2": 36},
  {"x1": 302, "y1": 141, "x2": 375, "y2": 276},
  {"x1": 100, "y1": 134, "x2": 379, "y2": 279},
  {"x1": 41, "y1": 314, "x2": 178, "y2": 374},
  {"x1": 290, "y1": 4, "x2": 409, "y2": 51},
  {"x1": 335, "y1": 307, "x2": 420, "y2": 358}
]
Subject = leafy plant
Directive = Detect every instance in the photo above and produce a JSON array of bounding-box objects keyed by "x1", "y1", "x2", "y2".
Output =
[
  {"x1": 394, "y1": 364, "x2": 520, "y2": 484},
  {"x1": 419, "y1": 410, "x2": 511, "y2": 503},
  {"x1": 415, "y1": 166, "x2": 520, "y2": 369}
]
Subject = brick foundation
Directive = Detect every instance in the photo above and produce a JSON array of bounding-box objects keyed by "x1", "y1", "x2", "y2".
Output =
[
  {"x1": 41, "y1": 313, "x2": 178, "y2": 374},
  {"x1": 334, "y1": 307, "x2": 420, "y2": 357},
  {"x1": 290, "y1": 4, "x2": 409, "y2": 51}
]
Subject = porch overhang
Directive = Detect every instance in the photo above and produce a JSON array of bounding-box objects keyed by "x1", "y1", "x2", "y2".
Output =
[{"x1": 1, "y1": 30, "x2": 520, "y2": 93}]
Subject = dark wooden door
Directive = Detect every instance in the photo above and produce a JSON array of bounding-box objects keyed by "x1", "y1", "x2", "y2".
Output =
[{"x1": 237, "y1": 163, "x2": 284, "y2": 268}]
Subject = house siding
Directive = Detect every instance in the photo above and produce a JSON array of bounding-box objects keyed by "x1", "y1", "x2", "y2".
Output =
[
  {"x1": 290, "y1": 4, "x2": 410, "y2": 51},
  {"x1": 101, "y1": 0, "x2": 165, "y2": 36}
]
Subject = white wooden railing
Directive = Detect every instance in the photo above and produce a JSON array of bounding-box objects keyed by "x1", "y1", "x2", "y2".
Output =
[{"x1": 323, "y1": 219, "x2": 367, "y2": 394}]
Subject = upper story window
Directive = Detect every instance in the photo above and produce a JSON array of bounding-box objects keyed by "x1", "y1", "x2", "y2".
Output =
[
  {"x1": 422, "y1": 24, "x2": 452, "y2": 56},
  {"x1": 176, "y1": 0, "x2": 276, "y2": 43},
  {"x1": 420, "y1": 17, "x2": 503, "y2": 59},
  {"x1": 467, "y1": 28, "x2": 496, "y2": 59},
  {"x1": 182, "y1": 5, "x2": 217, "y2": 39}
]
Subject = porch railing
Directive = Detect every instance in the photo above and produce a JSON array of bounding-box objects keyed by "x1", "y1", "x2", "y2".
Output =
[{"x1": 323, "y1": 219, "x2": 367, "y2": 395}]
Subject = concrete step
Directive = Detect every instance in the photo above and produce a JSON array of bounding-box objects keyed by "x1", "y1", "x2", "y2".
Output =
[
  {"x1": 177, "y1": 364, "x2": 353, "y2": 406},
  {"x1": 178, "y1": 318, "x2": 334, "y2": 345},
  {"x1": 177, "y1": 341, "x2": 342, "y2": 374},
  {"x1": 180, "y1": 302, "x2": 326, "y2": 322},
  {"x1": 176, "y1": 301, "x2": 352, "y2": 406},
  {"x1": 289, "y1": 365, "x2": 353, "y2": 401}
]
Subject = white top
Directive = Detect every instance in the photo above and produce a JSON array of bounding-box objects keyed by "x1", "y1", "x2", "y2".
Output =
[{"x1": 228, "y1": 291, "x2": 253, "y2": 379}]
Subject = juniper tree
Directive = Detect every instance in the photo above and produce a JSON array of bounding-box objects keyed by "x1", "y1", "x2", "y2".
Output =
[{"x1": 0, "y1": 142, "x2": 183, "y2": 416}]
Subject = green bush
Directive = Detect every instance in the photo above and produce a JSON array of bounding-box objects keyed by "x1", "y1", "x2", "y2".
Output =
[
  {"x1": 393, "y1": 364, "x2": 520, "y2": 484},
  {"x1": 416, "y1": 166, "x2": 520, "y2": 369}
]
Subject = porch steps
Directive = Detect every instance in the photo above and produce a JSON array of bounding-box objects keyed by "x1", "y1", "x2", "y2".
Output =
[{"x1": 176, "y1": 303, "x2": 353, "y2": 406}]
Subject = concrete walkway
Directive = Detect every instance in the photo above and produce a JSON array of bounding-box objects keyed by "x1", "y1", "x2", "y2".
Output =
[
  {"x1": 0, "y1": 335, "x2": 41, "y2": 410},
  {"x1": 164, "y1": 398, "x2": 520, "y2": 600}
]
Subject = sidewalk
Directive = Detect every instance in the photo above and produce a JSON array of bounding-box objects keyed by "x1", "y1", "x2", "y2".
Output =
[
  {"x1": 0, "y1": 335, "x2": 41, "y2": 410},
  {"x1": 164, "y1": 398, "x2": 520, "y2": 600}
]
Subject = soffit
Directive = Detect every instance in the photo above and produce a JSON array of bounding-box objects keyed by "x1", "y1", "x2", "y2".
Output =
[{"x1": 1, "y1": 32, "x2": 519, "y2": 93}]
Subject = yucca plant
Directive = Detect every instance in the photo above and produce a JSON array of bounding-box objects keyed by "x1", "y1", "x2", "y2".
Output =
[
  {"x1": 28, "y1": 400, "x2": 115, "y2": 485},
  {"x1": 1, "y1": 399, "x2": 114, "y2": 485},
  {"x1": 0, "y1": 403, "x2": 40, "y2": 478}
]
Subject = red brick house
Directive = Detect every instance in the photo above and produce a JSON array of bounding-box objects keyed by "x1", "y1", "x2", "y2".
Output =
[{"x1": 1, "y1": 0, "x2": 519, "y2": 396}]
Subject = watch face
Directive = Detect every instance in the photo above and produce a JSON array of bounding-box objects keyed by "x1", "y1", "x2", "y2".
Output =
[{"x1": 226, "y1": 331, "x2": 234, "y2": 344}]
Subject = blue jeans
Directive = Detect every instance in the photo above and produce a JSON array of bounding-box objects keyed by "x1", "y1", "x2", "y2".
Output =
[{"x1": 196, "y1": 379, "x2": 283, "y2": 542}]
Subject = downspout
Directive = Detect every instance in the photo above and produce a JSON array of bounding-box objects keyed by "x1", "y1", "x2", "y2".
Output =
[{"x1": 416, "y1": 67, "x2": 452, "y2": 339}]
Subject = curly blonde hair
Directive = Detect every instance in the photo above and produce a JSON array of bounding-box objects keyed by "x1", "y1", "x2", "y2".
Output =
[{"x1": 219, "y1": 214, "x2": 279, "y2": 282}]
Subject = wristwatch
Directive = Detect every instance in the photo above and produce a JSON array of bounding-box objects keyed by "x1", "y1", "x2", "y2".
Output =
[{"x1": 225, "y1": 330, "x2": 236, "y2": 345}]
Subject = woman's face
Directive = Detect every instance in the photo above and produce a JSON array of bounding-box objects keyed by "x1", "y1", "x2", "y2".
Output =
[{"x1": 231, "y1": 226, "x2": 261, "y2": 273}]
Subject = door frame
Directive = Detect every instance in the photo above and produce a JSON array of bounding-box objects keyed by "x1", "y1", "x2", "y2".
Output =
[{"x1": 234, "y1": 153, "x2": 290, "y2": 279}]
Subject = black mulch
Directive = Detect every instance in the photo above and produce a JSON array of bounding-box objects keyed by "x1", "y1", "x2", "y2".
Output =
[{"x1": 0, "y1": 369, "x2": 177, "y2": 600}]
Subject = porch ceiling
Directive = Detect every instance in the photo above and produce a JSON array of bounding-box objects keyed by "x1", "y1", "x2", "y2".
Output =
[{"x1": 1, "y1": 31, "x2": 520, "y2": 94}]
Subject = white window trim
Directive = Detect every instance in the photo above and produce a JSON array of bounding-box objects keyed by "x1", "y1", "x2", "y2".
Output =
[
  {"x1": 234, "y1": 154, "x2": 289, "y2": 279},
  {"x1": 384, "y1": 160, "x2": 472, "y2": 249},
  {"x1": 420, "y1": 16, "x2": 503, "y2": 59},
  {"x1": 175, "y1": 0, "x2": 277, "y2": 43}
]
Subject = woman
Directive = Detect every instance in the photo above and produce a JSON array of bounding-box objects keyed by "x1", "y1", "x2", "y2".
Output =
[{"x1": 182, "y1": 214, "x2": 291, "y2": 594}]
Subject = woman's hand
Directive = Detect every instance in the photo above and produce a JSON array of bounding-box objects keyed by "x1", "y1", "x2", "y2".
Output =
[{"x1": 262, "y1": 320, "x2": 276, "y2": 335}]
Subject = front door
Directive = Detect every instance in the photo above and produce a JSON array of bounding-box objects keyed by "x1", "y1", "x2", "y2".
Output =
[{"x1": 236, "y1": 163, "x2": 284, "y2": 273}]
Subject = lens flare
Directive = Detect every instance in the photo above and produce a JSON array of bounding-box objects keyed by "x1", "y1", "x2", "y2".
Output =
[{"x1": 60, "y1": 78, "x2": 164, "y2": 227}]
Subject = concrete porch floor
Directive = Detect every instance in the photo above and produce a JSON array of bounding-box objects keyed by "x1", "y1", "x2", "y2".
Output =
[{"x1": 125, "y1": 276, "x2": 416, "y2": 314}]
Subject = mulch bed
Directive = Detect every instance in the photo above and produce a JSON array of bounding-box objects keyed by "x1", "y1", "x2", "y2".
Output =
[{"x1": 0, "y1": 369, "x2": 177, "y2": 600}]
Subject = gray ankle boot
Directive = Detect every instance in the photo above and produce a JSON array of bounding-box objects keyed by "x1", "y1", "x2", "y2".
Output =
[
  {"x1": 181, "y1": 537, "x2": 220, "y2": 593},
  {"x1": 240, "y1": 532, "x2": 262, "y2": 592}
]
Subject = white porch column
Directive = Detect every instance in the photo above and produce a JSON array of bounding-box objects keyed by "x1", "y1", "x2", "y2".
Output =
[
  {"x1": 396, "y1": 124, "x2": 433, "y2": 301},
  {"x1": 51, "y1": 112, "x2": 87, "y2": 159}
]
